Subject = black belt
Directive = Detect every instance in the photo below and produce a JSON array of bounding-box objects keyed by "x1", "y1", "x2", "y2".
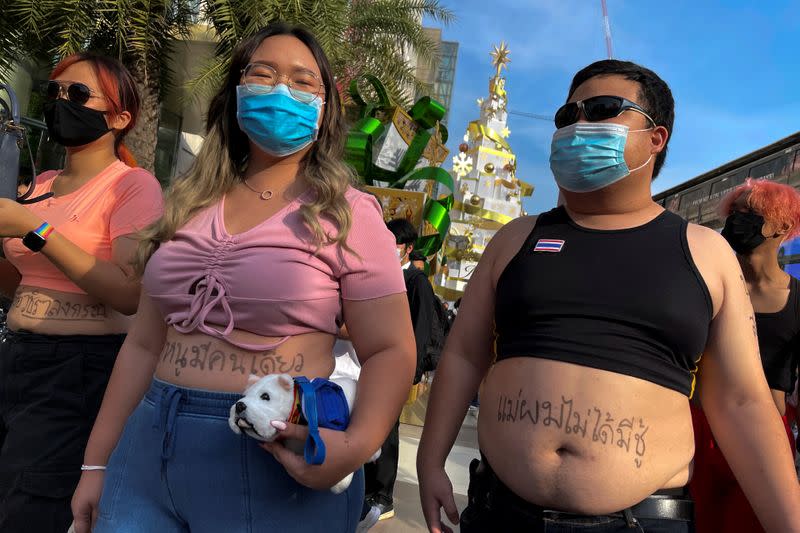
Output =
[
  {"x1": 475, "y1": 457, "x2": 694, "y2": 523},
  {"x1": 540, "y1": 494, "x2": 694, "y2": 522}
]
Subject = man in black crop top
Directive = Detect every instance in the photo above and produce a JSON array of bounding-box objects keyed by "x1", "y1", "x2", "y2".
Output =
[{"x1": 418, "y1": 60, "x2": 800, "y2": 533}]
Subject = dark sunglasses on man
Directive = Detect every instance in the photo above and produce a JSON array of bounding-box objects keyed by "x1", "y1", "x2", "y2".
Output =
[
  {"x1": 41, "y1": 80, "x2": 103, "y2": 107},
  {"x1": 554, "y1": 95, "x2": 656, "y2": 129}
]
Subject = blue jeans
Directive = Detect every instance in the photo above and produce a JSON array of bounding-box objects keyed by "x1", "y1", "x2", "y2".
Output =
[{"x1": 94, "y1": 379, "x2": 363, "y2": 533}]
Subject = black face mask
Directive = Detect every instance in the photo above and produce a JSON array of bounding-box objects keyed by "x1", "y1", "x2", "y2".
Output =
[
  {"x1": 43, "y1": 98, "x2": 110, "y2": 147},
  {"x1": 721, "y1": 211, "x2": 766, "y2": 254}
]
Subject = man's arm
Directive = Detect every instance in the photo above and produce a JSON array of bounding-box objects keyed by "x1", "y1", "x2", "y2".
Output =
[
  {"x1": 695, "y1": 226, "x2": 800, "y2": 531},
  {"x1": 417, "y1": 217, "x2": 536, "y2": 532}
]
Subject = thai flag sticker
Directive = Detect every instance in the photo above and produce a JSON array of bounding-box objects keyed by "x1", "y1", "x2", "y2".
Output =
[{"x1": 533, "y1": 239, "x2": 565, "y2": 253}]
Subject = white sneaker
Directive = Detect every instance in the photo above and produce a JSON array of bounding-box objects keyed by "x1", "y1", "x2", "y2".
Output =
[{"x1": 356, "y1": 505, "x2": 380, "y2": 533}]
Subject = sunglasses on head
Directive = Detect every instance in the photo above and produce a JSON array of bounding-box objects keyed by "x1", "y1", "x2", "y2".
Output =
[
  {"x1": 554, "y1": 95, "x2": 656, "y2": 129},
  {"x1": 42, "y1": 80, "x2": 100, "y2": 106}
]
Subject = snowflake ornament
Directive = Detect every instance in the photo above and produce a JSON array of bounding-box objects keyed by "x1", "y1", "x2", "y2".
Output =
[{"x1": 452, "y1": 152, "x2": 474, "y2": 177}]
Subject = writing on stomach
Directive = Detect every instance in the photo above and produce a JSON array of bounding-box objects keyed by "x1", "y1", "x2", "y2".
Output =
[
  {"x1": 479, "y1": 358, "x2": 694, "y2": 513},
  {"x1": 7, "y1": 285, "x2": 129, "y2": 335},
  {"x1": 154, "y1": 328, "x2": 336, "y2": 392}
]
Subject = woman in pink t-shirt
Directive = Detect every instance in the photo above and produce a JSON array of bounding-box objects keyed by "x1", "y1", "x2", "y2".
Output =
[
  {"x1": 73, "y1": 23, "x2": 415, "y2": 533},
  {"x1": 0, "y1": 54, "x2": 163, "y2": 532}
]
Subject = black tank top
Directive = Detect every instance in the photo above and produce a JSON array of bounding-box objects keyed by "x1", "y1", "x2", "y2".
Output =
[
  {"x1": 495, "y1": 206, "x2": 713, "y2": 397},
  {"x1": 755, "y1": 276, "x2": 800, "y2": 393}
]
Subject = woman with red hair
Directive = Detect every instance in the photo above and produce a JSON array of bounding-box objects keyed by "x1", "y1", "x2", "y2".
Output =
[
  {"x1": 690, "y1": 178, "x2": 800, "y2": 532},
  {"x1": 0, "y1": 53, "x2": 163, "y2": 532}
]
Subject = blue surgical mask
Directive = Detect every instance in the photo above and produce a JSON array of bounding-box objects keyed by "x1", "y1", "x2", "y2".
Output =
[
  {"x1": 549, "y1": 123, "x2": 652, "y2": 193},
  {"x1": 236, "y1": 84, "x2": 323, "y2": 157}
]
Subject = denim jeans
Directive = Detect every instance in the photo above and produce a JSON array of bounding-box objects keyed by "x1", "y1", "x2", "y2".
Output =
[{"x1": 94, "y1": 379, "x2": 364, "y2": 533}]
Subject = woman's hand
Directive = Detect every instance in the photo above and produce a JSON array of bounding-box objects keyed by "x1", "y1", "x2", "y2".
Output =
[
  {"x1": 0, "y1": 198, "x2": 42, "y2": 238},
  {"x1": 71, "y1": 471, "x2": 105, "y2": 533},
  {"x1": 261, "y1": 421, "x2": 368, "y2": 491}
]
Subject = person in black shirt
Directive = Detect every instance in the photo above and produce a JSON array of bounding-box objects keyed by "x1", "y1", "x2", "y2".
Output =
[
  {"x1": 361, "y1": 219, "x2": 435, "y2": 523},
  {"x1": 690, "y1": 178, "x2": 800, "y2": 532}
]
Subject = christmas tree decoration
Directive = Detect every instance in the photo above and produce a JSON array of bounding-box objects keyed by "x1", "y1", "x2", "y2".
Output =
[
  {"x1": 452, "y1": 152, "x2": 474, "y2": 178},
  {"x1": 433, "y1": 43, "x2": 534, "y2": 303},
  {"x1": 345, "y1": 74, "x2": 454, "y2": 257}
]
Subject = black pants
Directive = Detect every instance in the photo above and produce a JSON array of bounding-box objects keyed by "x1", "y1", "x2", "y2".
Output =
[
  {"x1": 0, "y1": 330, "x2": 124, "y2": 533},
  {"x1": 364, "y1": 418, "x2": 399, "y2": 506},
  {"x1": 460, "y1": 455, "x2": 695, "y2": 533}
]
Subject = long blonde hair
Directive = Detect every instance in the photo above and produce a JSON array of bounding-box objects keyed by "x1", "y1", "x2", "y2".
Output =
[{"x1": 134, "y1": 23, "x2": 354, "y2": 276}]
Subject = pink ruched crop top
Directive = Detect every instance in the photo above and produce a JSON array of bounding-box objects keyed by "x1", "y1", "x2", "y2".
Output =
[{"x1": 142, "y1": 187, "x2": 406, "y2": 350}]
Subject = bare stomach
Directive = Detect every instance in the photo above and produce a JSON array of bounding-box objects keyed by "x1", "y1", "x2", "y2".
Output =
[
  {"x1": 154, "y1": 327, "x2": 336, "y2": 393},
  {"x1": 7, "y1": 285, "x2": 130, "y2": 335},
  {"x1": 479, "y1": 358, "x2": 695, "y2": 515}
]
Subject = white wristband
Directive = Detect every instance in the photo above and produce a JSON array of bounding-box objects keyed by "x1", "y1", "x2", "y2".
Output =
[{"x1": 81, "y1": 465, "x2": 107, "y2": 471}]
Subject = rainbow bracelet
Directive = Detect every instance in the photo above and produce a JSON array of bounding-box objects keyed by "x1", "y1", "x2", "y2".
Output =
[{"x1": 33, "y1": 221, "x2": 54, "y2": 239}]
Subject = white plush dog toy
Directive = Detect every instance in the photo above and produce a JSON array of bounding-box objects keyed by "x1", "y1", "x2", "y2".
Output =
[{"x1": 229, "y1": 373, "x2": 379, "y2": 493}]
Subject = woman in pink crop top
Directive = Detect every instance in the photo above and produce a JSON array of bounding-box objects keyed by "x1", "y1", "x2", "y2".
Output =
[
  {"x1": 0, "y1": 54, "x2": 163, "y2": 533},
  {"x1": 73, "y1": 23, "x2": 416, "y2": 533}
]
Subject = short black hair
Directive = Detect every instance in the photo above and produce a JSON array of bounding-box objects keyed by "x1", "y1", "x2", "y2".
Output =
[
  {"x1": 409, "y1": 250, "x2": 426, "y2": 262},
  {"x1": 387, "y1": 219, "x2": 418, "y2": 245},
  {"x1": 567, "y1": 60, "x2": 674, "y2": 178}
]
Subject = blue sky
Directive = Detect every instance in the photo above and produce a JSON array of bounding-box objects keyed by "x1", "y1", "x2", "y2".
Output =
[{"x1": 425, "y1": 0, "x2": 800, "y2": 214}]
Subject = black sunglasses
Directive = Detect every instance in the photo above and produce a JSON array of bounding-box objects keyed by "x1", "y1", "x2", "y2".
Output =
[
  {"x1": 554, "y1": 95, "x2": 656, "y2": 129},
  {"x1": 42, "y1": 80, "x2": 100, "y2": 106}
]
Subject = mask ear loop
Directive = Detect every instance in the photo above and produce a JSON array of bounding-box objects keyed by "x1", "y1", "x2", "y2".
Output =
[
  {"x1": 626, "y1": 126, "x2": 655, "y2": 174},
  {"x1": 628, "y1": 153, "x2": 653, "y2": 174}
]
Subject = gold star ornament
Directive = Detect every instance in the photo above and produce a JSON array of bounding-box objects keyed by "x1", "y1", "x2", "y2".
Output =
[{"x1": 490, "y1": 42, "x2": 511, "y2": 77}]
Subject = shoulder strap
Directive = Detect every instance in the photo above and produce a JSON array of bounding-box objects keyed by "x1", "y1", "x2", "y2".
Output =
[{"x1": 293, "y1": 376, "x2": 327, "y2": 465}]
